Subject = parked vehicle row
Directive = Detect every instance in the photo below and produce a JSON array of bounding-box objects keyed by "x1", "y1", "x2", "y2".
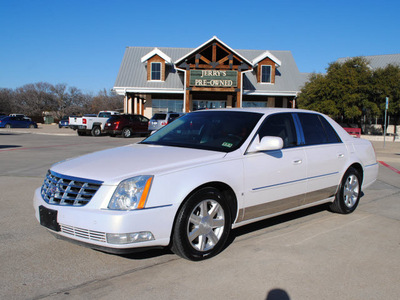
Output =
[
  {"x1": 0, "y1": 114, "x2": 38, "y2": 128},
  {"x1": 69, "y1": 111, "x2": 120, "y2": 136},
  {"x1": 67, "y1": 111, "x2": 184, "y2": 137}
]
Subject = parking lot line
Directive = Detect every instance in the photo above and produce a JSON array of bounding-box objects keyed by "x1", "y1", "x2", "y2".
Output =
[{"x1": 379, "y1": 161, "x2": 400, "y2": 174}]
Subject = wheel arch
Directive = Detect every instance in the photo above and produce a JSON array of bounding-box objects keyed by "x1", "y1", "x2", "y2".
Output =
[
  {"x1": 347, "y1": 162, "x2": 364, "y2": 185},
  {"x1": 170, "y1": 181, "x2": 238, "y2": 239}
]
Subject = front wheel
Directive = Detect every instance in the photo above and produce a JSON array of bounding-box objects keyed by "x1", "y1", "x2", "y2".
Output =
[
  {"x1": 330, "y1": 167, "x2": 361, "y2": 214},
  {"x1": 171, "y1": 187, "x2": 231, "y2": 261}
]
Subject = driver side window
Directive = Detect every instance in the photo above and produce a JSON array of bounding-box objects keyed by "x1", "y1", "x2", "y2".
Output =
[{"x1": 258, "y1": 113, "x2": 297, "y2": 148}]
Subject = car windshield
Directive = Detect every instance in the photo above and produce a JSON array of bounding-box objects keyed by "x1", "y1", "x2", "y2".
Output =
[{"x1": 141, "y1": 111, "x2": 262, "y2": 152}]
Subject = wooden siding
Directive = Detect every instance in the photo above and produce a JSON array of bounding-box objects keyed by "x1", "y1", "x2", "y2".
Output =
[
  {"x1": 147, "y1": 55, "x2": 166, "y2": 81},
  {"x1": 257, "y1": 57, "x2": 276, "y2": 84}
]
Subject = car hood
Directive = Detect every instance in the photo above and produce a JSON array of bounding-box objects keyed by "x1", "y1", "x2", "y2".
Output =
[{"x1": 51, "y1": 143, "x2": 227, "y2": 185}]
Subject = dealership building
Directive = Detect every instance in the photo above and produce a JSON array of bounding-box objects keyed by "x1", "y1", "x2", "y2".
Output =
[{"x1": 113, "y1": 36, "x2": 308, "y2": 118}]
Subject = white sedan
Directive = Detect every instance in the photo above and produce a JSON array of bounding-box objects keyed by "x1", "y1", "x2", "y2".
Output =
[{"x1": 33, "y1": 108, "x2": 378, "y2": 260}]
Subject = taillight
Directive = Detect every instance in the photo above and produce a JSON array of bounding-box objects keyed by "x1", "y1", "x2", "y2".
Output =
[
  {"x1": 161, "y1": 121, "x2": 167, "y2": 126},
  {"x1": 115, "y1": 121, "x2": 120, "y2": 129},
  {"x1": 83, "y1": 118, "x2": 87, "y2": 124}
]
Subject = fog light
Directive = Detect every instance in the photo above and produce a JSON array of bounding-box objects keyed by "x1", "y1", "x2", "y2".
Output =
[{"x1": 106, "y1": 231, "x2": 155, "y2": 244}]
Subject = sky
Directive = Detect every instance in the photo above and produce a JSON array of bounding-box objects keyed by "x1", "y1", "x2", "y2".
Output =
[{"x1": 1, "y1": 0, "x2": 399, "y2": 94}]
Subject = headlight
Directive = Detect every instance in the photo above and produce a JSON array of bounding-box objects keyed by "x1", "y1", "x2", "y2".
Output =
[{"x1": 108, "y1": 175, "x2": 153, "y2": 210}]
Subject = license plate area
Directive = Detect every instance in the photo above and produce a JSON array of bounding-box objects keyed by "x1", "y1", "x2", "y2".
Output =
[{"x1": 39, "y1": 205, "x2": 60, "y2": 231}]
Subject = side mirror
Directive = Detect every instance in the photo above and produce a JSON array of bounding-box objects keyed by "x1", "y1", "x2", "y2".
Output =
[{"x1": 247, "y1": 135, "x2": 284, "y2": 153}]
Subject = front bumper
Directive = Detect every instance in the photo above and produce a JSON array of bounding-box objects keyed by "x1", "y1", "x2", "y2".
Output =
[{"x1": 33, "y1": 187, "x2": 175, "y2": 252}]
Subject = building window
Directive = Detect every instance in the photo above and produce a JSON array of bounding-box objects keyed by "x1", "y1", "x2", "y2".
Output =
[
  {"x1": 261, "y1": 65, "x2": 271, "y2": 83},
  {"x1": 151, "y1": 62, "x2": 161, "y2": 81},
  {"x1": 152, "y1": 99, "x2": 183, "y2": 113},
  {"x1": 193, "y1": 100, "x2": 226, "y2": 111},
  {"x1": 242, "y1": 101, "x2": 267, "y2": 108}
]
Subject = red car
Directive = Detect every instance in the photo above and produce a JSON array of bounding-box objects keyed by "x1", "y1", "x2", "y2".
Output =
[{"x1": 104, "y1": 114, "x2": 150, "y2": 138}]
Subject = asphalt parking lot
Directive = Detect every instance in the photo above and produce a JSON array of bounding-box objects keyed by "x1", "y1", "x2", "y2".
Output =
[{"x1": 1, "y1": 125, "x2": 399, "y2": 300}]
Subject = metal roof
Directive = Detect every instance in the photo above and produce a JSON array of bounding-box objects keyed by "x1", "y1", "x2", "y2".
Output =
[
  {"x1": 337, "y1": 54, "x2": 400, "y2": 70},
  {"x1": 114, "y1": 46, "x2": 306, "y2": 96}
]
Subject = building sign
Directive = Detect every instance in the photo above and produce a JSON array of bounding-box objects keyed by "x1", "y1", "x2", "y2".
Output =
[{"x1": 190, "y1": 70, "x2": 237, "y2": 87}]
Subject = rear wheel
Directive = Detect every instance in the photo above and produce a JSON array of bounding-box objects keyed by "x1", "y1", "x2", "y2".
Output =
[
  {"x1": 5, "y1": 124, "x2": 11, "y2": 128},
  {"x1": 122, "y1": 127, "x2": 132, "y2": 138},
  {"x1": 330, "y1": 167, "x2": 361, "y2": 214},
  {"x1": 91, "y1": 126, "x2": 101, "y2": 137},
  {"x1": 29, "y1": 124, "x2": 35, "y2": 128},
  {"x1": 171, "y1": 187, "x2": 231, "y2": 261}
]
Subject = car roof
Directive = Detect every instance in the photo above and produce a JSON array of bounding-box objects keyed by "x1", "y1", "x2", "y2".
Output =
[{"x1": 191, "y1": 107, "x2": 320, "y2": 116}]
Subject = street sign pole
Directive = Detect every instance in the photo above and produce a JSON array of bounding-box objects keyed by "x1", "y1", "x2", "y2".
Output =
[{"x1": 384, "y1": 97, "x2": 389, "y2": 148}]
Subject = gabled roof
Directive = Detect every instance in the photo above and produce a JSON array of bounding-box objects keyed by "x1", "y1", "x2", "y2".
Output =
[
  {"x1": 140, "y1": 48, "x2": 172, "y2": 64},
  {"x1": 174, "y1": 36, "x2": 253, "y2": 67},
  {"x1": 252, "y1": 51, "x2": 281, "y2": 66},
  {"x1": 337, "y1": 54, "x2": 400, "y2": 69},
  {"x1": 114, "y1": 42, "x2": 305, "y2": 96}
]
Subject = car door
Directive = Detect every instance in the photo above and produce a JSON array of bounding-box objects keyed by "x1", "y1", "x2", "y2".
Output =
[
  {"x1": 137, "y1": 115, "x2": 149, "y2": 133},
  {"x1": 10, "y1": 116, "x2": 20, "y2": 127},
  {"x1": 295, "y1": 113, "x2": 347, "y2": 205},
  {"x1": 241, "y1": 113, "x2": 307, "y2": 223}
]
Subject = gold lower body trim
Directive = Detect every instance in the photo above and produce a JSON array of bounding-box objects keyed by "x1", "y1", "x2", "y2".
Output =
[{"x1": 238, "y1": 185, "x2": 337, "y2": 223}]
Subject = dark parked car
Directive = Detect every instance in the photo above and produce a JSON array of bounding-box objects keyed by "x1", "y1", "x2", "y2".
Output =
[
  {"x1": 104, "y1": 114, "x2": 150, "y2": 138},
  {"x1": 148, "y1": 112, "x2": 184, "y2": 131},
  {"x1": 0, "y1": 115, "x2": 37, "y2": 128},
  {"x1": 58, "y1": 116, "x2": 71, "y2": 128}
]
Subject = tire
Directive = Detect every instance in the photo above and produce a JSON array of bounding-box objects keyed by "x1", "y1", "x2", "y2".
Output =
[
  {"x1": 171, "y1": 187, "x2": 231, "y2": 261},
  {"x1": 91, "y1": 126, "x2": 101, "y2": 137},
  {"x1": 29, "y1": 124, "x2": 35, "y2": 128},
  {"x1": 5, "y1": 124, "x2": 11, "y2": 129},
  {"x1": 330, "y1": 167, "x2": 361, "y2": 214},
  {"x1": 122, "y1": 127, "x2": 132, "y2": 138},
  {"x1": 77, "y1": 130, "x2": 86, "y2": 136}
]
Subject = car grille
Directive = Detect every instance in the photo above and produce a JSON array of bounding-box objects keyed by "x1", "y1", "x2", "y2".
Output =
[
  {"x1": 41, "y1": 170, "x2": 102, "y2": 206},
  {"x1": 60, "y1": 224, "x2": 107, "y2": 243}
]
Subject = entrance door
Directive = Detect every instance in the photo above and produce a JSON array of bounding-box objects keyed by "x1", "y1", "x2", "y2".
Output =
[{"x1": 193, "y1": 100, "x2": 226, "y2": 111}]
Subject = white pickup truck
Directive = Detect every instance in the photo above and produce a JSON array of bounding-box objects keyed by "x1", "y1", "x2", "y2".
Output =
[{"x1": 69, "y1": 111, "x2": 120, "y2": 136}]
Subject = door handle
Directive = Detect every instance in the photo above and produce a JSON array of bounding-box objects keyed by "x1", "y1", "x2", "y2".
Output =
[
  {"x1": 293, "y1": 159, "x2": 302, "y2": 164},
  {"x1": 338, "y1": 153, "x2": 345, "y2": 158}
]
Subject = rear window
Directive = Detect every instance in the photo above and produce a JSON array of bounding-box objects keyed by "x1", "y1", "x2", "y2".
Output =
[
  {"x1": 297, "y1": 113, "x2": 341, "y2": 145},
  {"x1": 99, "y1": 112, "x2": 112, "y2": 118},
  {"x1": 151, "y1": 114, "x2": 167, "y2": 120},
  {"x1": 107, "y1": 115, "x2": 121, "y2": 122}
]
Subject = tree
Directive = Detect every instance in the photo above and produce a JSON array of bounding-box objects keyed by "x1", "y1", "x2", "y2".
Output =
[
  {"x1": 372, "y1": 64, "x2": 400, "y2": 128},
  {"x1": 297, "y1": 57, "x2": 380, "y2": 128},
  {"x1": 14, "y1": 82, "x2": 56, "y2": 116},
  {"x1": 90, "y1": 89, "x2": 123, "y2": 112},
  {"x1": 1, "y1": 82, "x2": 123, "y2": 120},
  {"x1": 0, "y1": 88, "x2": 14, "y2": 114}
]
